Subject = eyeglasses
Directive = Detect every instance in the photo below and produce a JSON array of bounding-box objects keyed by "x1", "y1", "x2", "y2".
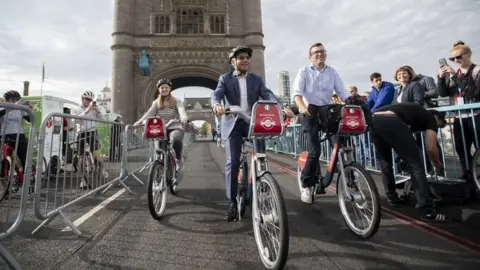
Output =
[
  {"x1": 311, "y1": 50, "x2": 327, "y2": 56},
  {"x1": 449, "y1": 54, "x2": 465, "y2": 62}
]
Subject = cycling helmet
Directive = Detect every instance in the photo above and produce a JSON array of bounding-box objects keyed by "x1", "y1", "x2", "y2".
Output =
[
  {"x1": 3, "y1": 90, "x2": 21, "y2": 101},
  {"x1": 81, "y1": 90, "x2": 95, "y2": 99},
  {"x1": 228, "y1": 45, "x2": 253, "y2": 62},
  {"x1": 156, "y1": 78, "x2": 172, "y2": 88}
]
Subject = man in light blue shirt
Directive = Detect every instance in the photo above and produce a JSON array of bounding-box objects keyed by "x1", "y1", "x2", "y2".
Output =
[{"x1": 293, "y1": 42, "x2": 351, "y2": 204}]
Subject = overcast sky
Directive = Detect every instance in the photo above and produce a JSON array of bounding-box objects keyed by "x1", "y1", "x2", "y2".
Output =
[{"x1": 1, "y1": 0, "x2": 478, "y2": 105}]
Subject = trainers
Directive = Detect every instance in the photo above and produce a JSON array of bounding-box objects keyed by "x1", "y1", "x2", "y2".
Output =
[
  {"x1": 79, "y1": 179, "x2": 91, "y2": 190},
  {"x1": 301, "y1": 187, "x2": 313, "y2": 204},
  {"x1": 421, "y1": 208, "x2": 448, "y2": 222},
  {"x1": 387, "y1": 193, "x2": 405, "y2": 207},
  {"x1": 176, "y1": 158, "x2": 184, "y2": 171}
]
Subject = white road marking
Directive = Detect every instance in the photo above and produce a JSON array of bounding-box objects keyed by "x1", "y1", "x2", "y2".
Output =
[{"x1": 62, "y1": 188, "x2": 126, "y2": 232}]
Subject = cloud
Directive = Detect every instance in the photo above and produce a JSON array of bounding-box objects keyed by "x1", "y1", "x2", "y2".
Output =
[
  {"x1": 0, "y1": 0, "x2": 113, "y2": 102},
  {"x1": 0, "y1": 0, "x2": 479, "y2": 108},
  {"x1": 262, "y1": 0, "x2": 480, "y2": 93}
]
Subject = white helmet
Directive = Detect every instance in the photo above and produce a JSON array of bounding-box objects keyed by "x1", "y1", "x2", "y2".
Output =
[{"x1": 81, "y1": 90, "x2": 95, "y2": 99}]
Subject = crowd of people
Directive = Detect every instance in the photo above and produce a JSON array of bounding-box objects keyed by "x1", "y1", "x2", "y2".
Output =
[{"x1": 284, "y1": 40, "x2": 480, "y2": 222}]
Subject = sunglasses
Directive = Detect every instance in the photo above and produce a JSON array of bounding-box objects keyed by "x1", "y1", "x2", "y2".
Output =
[{"x1": 449, "y1": 54, "x2": 465, "y2": 62}]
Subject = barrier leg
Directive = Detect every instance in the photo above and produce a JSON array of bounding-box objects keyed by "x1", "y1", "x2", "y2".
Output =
[
  {"x1": 0, "y1": 244, "x2": 22, "y2": 270},
  {"x1": 31, "y1": 212, "x2": 59, "y2": 236},
  {"x1": 102, "y1": 176, "x2": 133, "y2": 195},
  {"x1": 58, "y1": 210, "x2": 82, "y2": 236},
  {"x1": 31, "y1": 210, "x2": 82, "y2": 236}
]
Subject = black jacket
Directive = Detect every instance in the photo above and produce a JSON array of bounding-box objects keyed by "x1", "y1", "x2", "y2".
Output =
[{"x1": 392, "y1": 81, "x2": 425, "y2": 106}]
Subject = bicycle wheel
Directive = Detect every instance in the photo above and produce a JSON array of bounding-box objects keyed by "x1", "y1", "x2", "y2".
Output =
[
  {"x1": 472, "y1": 149, "x2": 480, "y2": 192},
  {"x1": 238, "y1": 159, "x2": 249, "y2": 218},
  {"x1": 148, "y1": 160, "x2": 167, "y2": 220},
  {"x1": 252, "y1": 173, "x2": 289, "y2": 269},
  {"x1": 168, "y1": 154, "x2": 177, "y2": 195},
  {"x1": 0, "y1": 159, "x2": 12, "y2": 202},
  {"x1": 337, "y1": 162, "x2": 380, "y2": 239}
]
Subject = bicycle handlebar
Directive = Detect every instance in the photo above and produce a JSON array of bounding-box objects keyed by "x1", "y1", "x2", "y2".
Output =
[
  {"x1": 224, "y1": 105, "x2": 288, "y2": 122},
  {"x1": 224, "y1": 106, "x2": 251, "y2": 123},
  {"x1": 164, "y1": 119, "x2": 182, "y2": 129}
]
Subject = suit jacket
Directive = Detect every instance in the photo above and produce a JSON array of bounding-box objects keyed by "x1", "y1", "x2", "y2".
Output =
[
  {"x1": 211, "y1": 72, "x2": 281, "y2": 140},
  {"x1": 392, "y1": 81, "x2": 425, "y2": 106}
]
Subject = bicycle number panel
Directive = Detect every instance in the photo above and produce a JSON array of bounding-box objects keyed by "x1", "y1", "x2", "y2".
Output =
[
  {"x1": 337, "y1": 105, "x2": 367, "y2": 136},
  {"x1": 144, "y1": 117, "x2": 166, "y2": 140},
  {"x1": 248, "y1": 102, "x2": 283, "y2": 139}
]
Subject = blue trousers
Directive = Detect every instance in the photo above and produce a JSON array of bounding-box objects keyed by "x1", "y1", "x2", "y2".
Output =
[{"x1": 224, "y1": 120, "x2": 265, "y2": 201}]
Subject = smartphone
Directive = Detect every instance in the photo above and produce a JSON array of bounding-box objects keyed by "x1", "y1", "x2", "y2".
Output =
[{"x1": 439, "y1": 58, "x2": 448, "y2": 67}]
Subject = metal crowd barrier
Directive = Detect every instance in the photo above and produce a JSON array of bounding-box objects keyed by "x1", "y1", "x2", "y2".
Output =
[
  {"x1": 32, "y1": 113, "x2": 128, "y2": 236},
  {"x1": 105, "y1": 123, "x2": 197, "y2": 191},
  {"x1": 0, "y1": 102, "x2": 37, "y2": 269},
  {"x1": 266, "y1": 103, "x2": 480, "y2": 188},
  {"x1": 0, "y1": 109, "x2": 200, "y2": 269}
]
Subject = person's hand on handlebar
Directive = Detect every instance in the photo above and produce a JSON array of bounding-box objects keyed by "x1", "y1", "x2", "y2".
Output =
[
  {"x1": 282, "y1": 108, "x2": 294, "y2": 119},
  {"x1": 213, "y1": 104, "x2": 225, "y2": 116},
  {"x1": 299, "y1": 105, "x2": 311, "y2": 117}
]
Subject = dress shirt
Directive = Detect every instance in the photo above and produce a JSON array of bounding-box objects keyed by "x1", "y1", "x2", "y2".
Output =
[{"x1": 292, "y1": 64, "x2": 350, "y2": 106}]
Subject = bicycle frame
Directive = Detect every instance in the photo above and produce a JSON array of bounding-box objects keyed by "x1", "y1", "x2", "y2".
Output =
[
  {"x1": 1, "y1": 145, "x2": 37, "y2": 182},
  {"x1": 2, "y1": 147, "x2": 24, "y2": 182},
  {"x1": 154, "y1": 139, "x2": 176, "y2": 184}
]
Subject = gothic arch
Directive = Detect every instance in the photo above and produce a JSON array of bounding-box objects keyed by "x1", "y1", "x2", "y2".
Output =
[{"x1": 142, "y1": 65, "x2": 222, "y2": 111}]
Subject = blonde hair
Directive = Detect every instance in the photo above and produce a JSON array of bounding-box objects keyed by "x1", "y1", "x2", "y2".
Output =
[
  {"x1": 451, "y1": 40, "x2": 472, "y2": 55},
  {"x1": 155, "y1": 94, "x2": 177, "y2": 109}
]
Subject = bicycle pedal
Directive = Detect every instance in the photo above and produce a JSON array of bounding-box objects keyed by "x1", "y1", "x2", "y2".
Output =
[{"x1": 316, "y1": 185, "x2": 326, "y2": 195}]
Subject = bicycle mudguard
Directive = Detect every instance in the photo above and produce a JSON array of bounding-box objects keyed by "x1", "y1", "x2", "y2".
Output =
[{"x1": 297, "y1": 151, "x2": 308, "y2": 170}]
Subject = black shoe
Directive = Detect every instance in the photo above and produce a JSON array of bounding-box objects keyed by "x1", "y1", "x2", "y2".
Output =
[
  {"x1": 421, "y1": 208, "x2": 448, "y2": 222},
  {"x1": 225, "y1": 202, "x2": 238, "y2": 222},
  {"x1": 387, "y1": 193, "x2": 405, "y2": 207}
]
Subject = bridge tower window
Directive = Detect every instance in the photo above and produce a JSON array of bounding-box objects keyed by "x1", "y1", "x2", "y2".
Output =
[
  {"x1": 210, "y1": 15, "x2": 225, "y2": 34},
  {"x1": 154, "y1": 15, "x2": 170, "y2": 34},
  {"x1": 176, "y1": 9, "x2": 204, "y2": 34}
]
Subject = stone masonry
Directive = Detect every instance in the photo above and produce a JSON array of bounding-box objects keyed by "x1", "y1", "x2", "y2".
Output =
[{"x1": 111, "y1": 0, "x2": 266, "y2": 124}]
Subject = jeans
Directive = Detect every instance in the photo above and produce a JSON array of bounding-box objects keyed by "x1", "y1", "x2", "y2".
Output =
[{"x1": 300, "y1": 104, "x2": 323, "y2": 188}]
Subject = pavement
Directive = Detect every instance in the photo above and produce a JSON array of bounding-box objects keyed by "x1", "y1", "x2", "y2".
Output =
[{"x1": 0, "y1": 141, "x2": 479, "y2": 270}]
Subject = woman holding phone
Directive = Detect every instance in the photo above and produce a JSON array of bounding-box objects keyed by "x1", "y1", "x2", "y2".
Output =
[{"x1": 437, "y1": 41, "x2": 480, "y2": 198}]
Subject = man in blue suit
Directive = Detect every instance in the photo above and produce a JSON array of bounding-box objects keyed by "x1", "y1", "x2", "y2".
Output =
[{"x1": 211, "y1": 45, "x2": 293, "y2": 222}]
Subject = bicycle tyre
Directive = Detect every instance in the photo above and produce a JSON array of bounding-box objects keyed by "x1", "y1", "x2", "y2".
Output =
[
  {"x1": 472, "y1": 149, "x2": 480, "y2": 192},
  {"x1": 148, "y1": 160, "x2": 167, "y2": 220},
  {"x1": 168, "y1": 156, "x2": 177, "y2": 195},
  {"x1": 239, "y1": 159, "x2": 249, "y2": 217},
  {"x1": 0, "y1": 159, "x2": 12, "y2": 202},
  {"x1": 337, "y1": 162, "x2": 381, "y2": 240},
  {"x1": 252, "y1": 173, "x2": 289, "y2": 269}
]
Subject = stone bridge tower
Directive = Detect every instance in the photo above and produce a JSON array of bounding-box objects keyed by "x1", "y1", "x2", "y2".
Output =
[{"x1": 111, "y1": 0, "x2": 266, "y2": 124}]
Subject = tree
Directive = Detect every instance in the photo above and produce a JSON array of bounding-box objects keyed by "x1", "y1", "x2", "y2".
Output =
[{"x1": 199, "y1": 122, "x2": 209, "y2": 136}]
